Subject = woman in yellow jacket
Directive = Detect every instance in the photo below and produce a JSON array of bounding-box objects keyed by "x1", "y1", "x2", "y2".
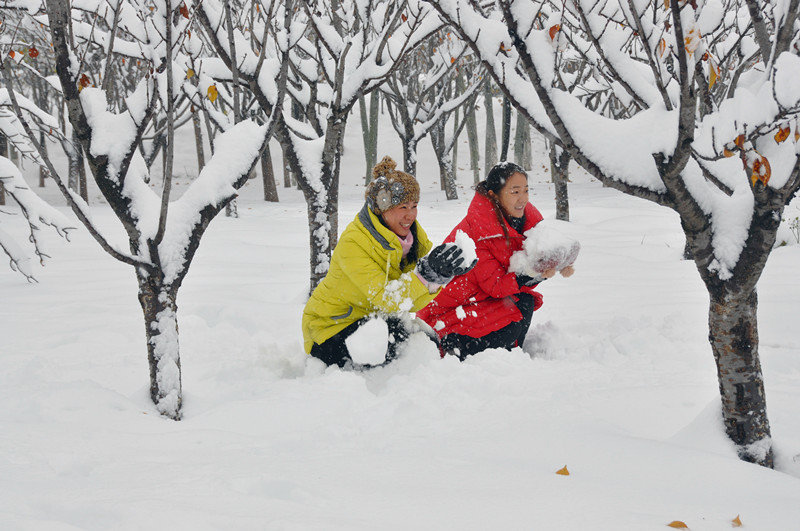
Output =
[{"x1": 302, "y1": 156, "x2": 474, "y2": 368}]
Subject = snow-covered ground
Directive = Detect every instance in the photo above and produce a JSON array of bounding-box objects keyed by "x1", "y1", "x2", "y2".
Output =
[{"x1": 2, "y1": 111, "x2": 800, "y2": 530}]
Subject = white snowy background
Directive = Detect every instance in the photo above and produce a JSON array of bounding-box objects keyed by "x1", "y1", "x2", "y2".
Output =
[{"x1": 2, "y1": 105, "x2": 800, "y2": 530}]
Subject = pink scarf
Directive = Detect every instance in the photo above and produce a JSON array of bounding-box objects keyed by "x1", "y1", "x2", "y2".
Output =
[{"x1": 398, "y1": 231, "x2": 414, "y2": 257}]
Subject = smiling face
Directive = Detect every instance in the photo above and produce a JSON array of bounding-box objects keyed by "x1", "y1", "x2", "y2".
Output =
[
  {"x1": 490, "y1": 172, "x2": 529, "y2": 218},
  {"x1": 381, "y1": 201, "x2": 418, "y2": 237}
]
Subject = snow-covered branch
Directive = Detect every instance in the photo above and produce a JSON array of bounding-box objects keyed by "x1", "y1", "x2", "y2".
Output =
[{"x1": 0, "y1": 156, "x2": 75, "y2": 281}]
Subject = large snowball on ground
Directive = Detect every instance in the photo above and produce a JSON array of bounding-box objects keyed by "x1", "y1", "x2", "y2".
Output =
[{"x1": 345, "y1": 318, "x2": 389, "y2": 366}]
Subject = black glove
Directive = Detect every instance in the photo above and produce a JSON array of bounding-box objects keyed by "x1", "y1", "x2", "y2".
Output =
[
  {"x1": 418, "y1": 244, "x2": 476, "y2": 284},
  {"x1": 452, "y1": 257, "x2": 478, "y2": 277},
  {"x1": 516, "y1": 273, "x2": 543, "y2": 288}
]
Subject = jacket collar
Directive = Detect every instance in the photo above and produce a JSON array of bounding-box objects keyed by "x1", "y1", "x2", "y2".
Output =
[
  {"x1": 466, "y1": 192, "x2": 537, "y2": 239},
  {"x1": 358, "y1": 203, "x2": 419, "y2": 251}
]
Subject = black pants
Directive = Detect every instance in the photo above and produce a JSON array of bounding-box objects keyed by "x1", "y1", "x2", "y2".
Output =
[
  {"x1": 440, "y1": 293, "x2": 536, "y2": 361},
  {"x1": 310, "y1": 316, "x2": 410, "y2": 368}
]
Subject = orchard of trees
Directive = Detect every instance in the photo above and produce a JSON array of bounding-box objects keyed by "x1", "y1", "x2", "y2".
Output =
[{"x1": 1, "y1": 0, "x2": 797, "y2": 468}]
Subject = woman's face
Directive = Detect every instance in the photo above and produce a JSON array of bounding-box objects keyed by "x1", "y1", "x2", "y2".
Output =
[
  {"x1": 382, "y1": 201, "x2": 418, "y2": 237},
  {"x1": 491, "y1": 172, "x2": 529, "y2": 218}
]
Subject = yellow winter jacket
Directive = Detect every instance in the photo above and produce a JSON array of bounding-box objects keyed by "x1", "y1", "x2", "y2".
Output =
[{"x1": 302, "y1": 205, "x2": 439, "y2": 353}]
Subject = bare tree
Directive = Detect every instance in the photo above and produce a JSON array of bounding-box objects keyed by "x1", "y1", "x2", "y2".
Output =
[
  {"x1": 428, "y1": 0, "x2": 800, "y2": 467},
  {"x1": 3, "y1": 0, "x2": 289, "y2": 419},
  {"x1": 428, "y1": 70, "x2": 482, "y2": 199},
  {"x1": 382, "y1": 28, "x2": 482, "y2": 182},
  {"x1": 0, "y1": 158, "x2": 75, "y2": 281},
  {"x1": 0, "y1": 66, "x2": 74, "y2": 279},
  {"x1": 199, "y1": 0, "x2": 442, "y2": 290}
]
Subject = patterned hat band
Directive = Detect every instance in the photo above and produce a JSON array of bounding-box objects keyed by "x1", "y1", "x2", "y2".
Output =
[
  {"x1": 370, "y1": 178, "x2": 407, "y2": 212},
  {"x1": 365, "y1": 156, "x2": 420, "y2": 214}
]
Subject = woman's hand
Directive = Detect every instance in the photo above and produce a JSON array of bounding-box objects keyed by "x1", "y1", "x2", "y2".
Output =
[
  {"x1": 540, "y1": 266, "x2": 574, "y2": 279},
  {"x1": 418, "y1": 244, "x2": 478, "y2": 284}
]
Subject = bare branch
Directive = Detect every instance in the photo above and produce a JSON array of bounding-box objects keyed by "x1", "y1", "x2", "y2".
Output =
[
  {"x1": 0, "y1": 62, "x2": 154, "y2": 271},
  {"x1": 745, "y1": 0, "x2": 775, "y2": 62}
]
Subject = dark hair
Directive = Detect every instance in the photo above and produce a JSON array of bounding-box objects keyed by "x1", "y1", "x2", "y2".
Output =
[
  {"x1": 475, "y1": 162, "x2": 528, "y2": 245},
  {"x1": 483, "y1": 161, "x2": 527, "y2": 194}
]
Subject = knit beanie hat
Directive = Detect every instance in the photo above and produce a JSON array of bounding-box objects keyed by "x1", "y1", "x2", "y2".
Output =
[{"x1": 365, "y1": 156, "x2": 420, "y2": 214}]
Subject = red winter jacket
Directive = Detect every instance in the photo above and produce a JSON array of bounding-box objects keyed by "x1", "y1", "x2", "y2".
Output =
[{"x1": 417, "y1": 192, "x2": 544, "y2": 339}]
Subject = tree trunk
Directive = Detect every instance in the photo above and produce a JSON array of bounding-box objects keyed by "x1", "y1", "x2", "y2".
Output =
[
  {"x1": 203, "y1": 109, "x2": 216, "y2": 158},
  {"x1": 549, "y1": 143, "x2": 571, "y2": 221},
  {"x1": 683, "y1": 238, "x2": 693, "y2": 260},
  {"x1": 38, "y1": 131, "x2": 48, "y2": 187},
  {"x1": 402, "y1": 136, "x2": 419, "y2": 177},
  {"x1": 359, "y1": 95, "x2": 371, "y2": 182},
  {"x1": 684, "y1": 184, "x2": 782, "y2": 468},
  {"x1": 466, "y1": 94, "x2": 480, "y2": 184},
  {"x1": 368, "y1": 92, "x2": 379, "y2": 173},
  {"x1": 192, "y1": 106, "x2": 206, "y2": 174},
  {"x1": 484, "y1": 82, "x2": 497, "y2": 175},
  {"x1": 0, "y1": 132, "x2": 6, "y2": 205},
  {"x1": 137, "y1": 275, "x2": 182, "y2": 420},
  {"x1": 262, "y1": 144, "x2": 279, "y2": 202},
  {"x1": 282, "y1": 143, "x2": 293, "y2": 188},
  {"x1": 500, "y1": 96, "x2": 512, "y2": 162},
  {"x1": 708, "y1": 288, "x2": 773, "y2": 467},
  {"x1": 431, "y1": 124, "x2": 458, "y2": 200},
  {"x1": 441, "y1": 156, "x2": 458, "y2": 200},
  {"x1": 515, "y1": 112, "x2": 532, "y2": 170},
  {"x1": 66, "y1": 130, "x2": 89, "y2": 202},
  {"x1": 305, "y1": 196, "x2": 335, "y2": 290},
  {"x1": 68, "y1": 130, "x2": 85, "y2": 201},
  {"x1": 452, "y1": 106, "x2": 459, "y2": 174},
  {"x1": 78, "y1": 153, "x2": 88, "y2": 202},
  {"x1": 8, "y1": 141, "x2": 19, "y2": 166},
  {"x1": 225, "y1": 199, "x2": 238, "y2": 218},
  {"x1": 298, "y1": 114, "x2": 347, "y2": 291},
  {"x1": 359, "y1": 92, "x2": 380, "y2": 183}
]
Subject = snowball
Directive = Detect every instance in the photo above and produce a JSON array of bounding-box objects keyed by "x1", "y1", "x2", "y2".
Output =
[
  {"x1": 510, "y1": 223, "x2": 580, "y2": 276},
  {"x1": 452, "y1": 229, "x2": 477, "y2": 265},
  {"x1": 345, "y1": 318, "x2": 389, "y2": 366}
]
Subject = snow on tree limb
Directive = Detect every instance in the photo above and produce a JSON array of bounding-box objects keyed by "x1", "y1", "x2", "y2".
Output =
[
  {"x1": 0, "y1": 156, "x2": 75, "y2": 281},
  {"x1": 0, "y1": 65, "x2": 151, "y2": 270},
  {"x1": 428, "y1": 0, "x2": 800, "y2": 276},
  {"x1": 160, "y1": 120, "x2": 269, "y2": 284}
]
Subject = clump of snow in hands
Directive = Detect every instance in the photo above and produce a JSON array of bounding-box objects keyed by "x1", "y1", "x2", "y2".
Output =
[
  {"x1": 510, "y1": 221, "x2": 580, "y2": 276},
  {"x1": 345, "y1": 318, "x2": 389, "y2": 366},
  {"x1": 451, "y1": 229, "x2": 477, "y2": 266}
]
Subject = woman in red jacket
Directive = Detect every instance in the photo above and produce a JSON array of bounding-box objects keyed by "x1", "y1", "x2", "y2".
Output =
[{"x1": 417, "y1": 162, "x2": 573, "y2": 360}]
